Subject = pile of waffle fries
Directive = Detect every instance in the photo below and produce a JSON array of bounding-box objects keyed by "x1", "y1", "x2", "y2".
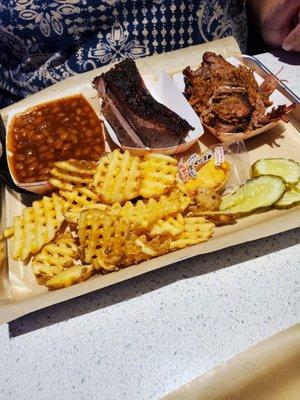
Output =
[{"x1": 3, "y1": 150, "x2": 229, "y2": 290}]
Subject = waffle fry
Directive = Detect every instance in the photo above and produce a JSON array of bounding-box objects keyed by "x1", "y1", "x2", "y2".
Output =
[
  {"x1": 78, "y1": 208, "x2": 113, "y2": 270},
  {"x1": 4, "y1": 149, "x2": 220, "y2": 291},
  {"x1": 139, "y1": 154, "x2": 178, "y2": 198},
  {"x1": 150, "y1": 213, "x2": 185, "y2": 237},
  {"x1": 170, "y1": 217, "x2": 215, "y2": 250},
  {"x1": 46, "y1": 265, "x2": 93, "y2": 290},
  {"x1": 78, "y1": 208, "x2": 170, "y2": 270},
  {"x1": 78, "y1": 208, "x2": 138, "y2": 271},
  {"x1": 63, "y1": 205, "x2": 107, "y2": 225},
  {"x1": 124, "y1": 235, "x2": 170, "y2": 267},
  {"x1": 111, "y1": 189, "x2": 191, "y2": 229},
  {"x1": 5, "y1": 194, "x2": 65, "y2": 261},
  {"x1": 32, "y1": 232, "x2": 79, "y2": 284},
  {"x1": 93, "y1": 150, "x2": 141, "y2": 204},
  {"x1": 60, "y1": 187, "x2": 106, "y2": 224},
  {"x1": 50, "y1": 160, "x2": 97, "y2": 191}
]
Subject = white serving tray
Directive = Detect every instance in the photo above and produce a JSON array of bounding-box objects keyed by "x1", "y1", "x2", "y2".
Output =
[{"x1": 0, "y1": 46, "x2": 299, "y2": 324}]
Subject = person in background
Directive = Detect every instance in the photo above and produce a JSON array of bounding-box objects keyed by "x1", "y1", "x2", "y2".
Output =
[{"x1": 0, "y1": 0, "x2": 299, "y2": 108}]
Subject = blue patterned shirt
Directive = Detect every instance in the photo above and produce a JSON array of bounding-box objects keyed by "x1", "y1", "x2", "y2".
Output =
[{"x1": 0, "y1": 0, "x2": 247, "y2": 108}]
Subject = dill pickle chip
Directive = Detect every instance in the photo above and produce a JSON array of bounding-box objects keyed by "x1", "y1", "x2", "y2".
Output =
[
  {"x1": 251, "y1": 158, "x2": 300, "y2": 186},
  {"x1": 220, "y1": 175, "x2": 286, "y2": 213},
  {"x1": 275, "y1": 182, "x2": 300, "y2": 208}
]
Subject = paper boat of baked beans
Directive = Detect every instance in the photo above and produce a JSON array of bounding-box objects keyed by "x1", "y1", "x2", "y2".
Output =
[
  {"x1": 102, "y1": 71, "x2": 204, "y2": 156},
  {"x1": 4, "y1": 87, "x2": 104, "y2": 195},
  {"x1": 172, "y1": 57, "x2": 294, "y2": 145}
]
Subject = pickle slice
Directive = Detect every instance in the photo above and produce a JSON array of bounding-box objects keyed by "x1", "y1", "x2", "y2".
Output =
[
  {"x1": 251, "y1": 158, "x2": 300, "y2": 186},
  {"x1": 220, "y1": 175, "x2": 286, "y2": 213},
  {"x1": 275, "y1": 182, "x2": 300, "y2": 208}
]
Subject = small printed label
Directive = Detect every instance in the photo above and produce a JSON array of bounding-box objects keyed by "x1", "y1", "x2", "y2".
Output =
[
  {"x1": 178, "y1": 151, "x2": 213, "y2": 182},
  {"x1": 214, "y1": 146, "x2": 225, "y2": 166},
  {"x1": 178, "y1": 160, "x2": 190, "y2": 182},
  {"x1": 187, "y1": 153, "x2": 199, "y2": 178}
]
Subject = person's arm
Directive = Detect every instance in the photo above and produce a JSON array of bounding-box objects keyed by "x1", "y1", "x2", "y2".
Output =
[{"x1": 248, "y1": 0, "x2": 300, "y2": 51}]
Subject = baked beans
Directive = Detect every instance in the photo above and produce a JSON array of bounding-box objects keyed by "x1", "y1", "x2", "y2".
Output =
[{"x1": 9, "y1": 94, "x2": 105, "y2": 183}]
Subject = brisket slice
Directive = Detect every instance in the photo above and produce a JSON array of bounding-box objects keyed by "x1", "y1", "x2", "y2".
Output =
[
  {"x1": 111, "y1": 60, "x2": 193, "y2": 136},
  {"x1": 96, "y1": 76, "x2": 147, "y2": 147},
  {"x1": 102, "y1": 101, "x2": 146, "y2": 148},
  {"x1": 103, "y1": 68, "x2": 181, "y2": 135},
  {"x1": 105, "y1": 82, "x2": 186, "y2": 147},
  {"x1": 93, "y1": 59, "x2": 193, "y2": 148},
  {"x1": 116, "y1": 60, "x2": 192, "y2": 130}
]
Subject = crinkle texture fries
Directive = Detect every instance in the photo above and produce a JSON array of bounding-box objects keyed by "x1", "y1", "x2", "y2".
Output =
[
  {"x1": 46, "y1": 265, "x2": 93, "y2": 290},
  {"x1": 50, "y1": 159, "x2": 97, "y2": 191},
  {"x1": 150, "y1": 214, "x2": 185, "y2": 237},
  {"x1": 4, "y1": 194, "x2": 65, "y2": 261},
  {"x1": 3, "y1": 149, "x2": 221, "y2": 291},
  {"x1": 139, "y1": 154, "x2": 178, "y2": 198},
  {"x1": 92, "y1": 150, "x2": 179, "y2": 203},
  {"x1": 60, "y1": 187, "x2": 105, "y2": 224},
  {"x1": 92, "y1": 150, "x2": 141, "y2": 203},
  {"x1": 32, "y1": 232, "x2": 79, "y2": 285}
]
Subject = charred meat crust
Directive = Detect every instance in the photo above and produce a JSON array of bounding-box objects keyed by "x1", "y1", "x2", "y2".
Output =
[{"x1": 93, "y1": 59, "x2": 193, "y2": 148}]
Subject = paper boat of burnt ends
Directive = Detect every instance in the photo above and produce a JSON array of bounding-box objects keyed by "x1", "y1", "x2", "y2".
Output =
[
  {"x1": 173, "y1": 55, "x2": 294, "y2": 145},
  {"x1": 93, "y1": 60, "x2": 203, "y2": 156}
]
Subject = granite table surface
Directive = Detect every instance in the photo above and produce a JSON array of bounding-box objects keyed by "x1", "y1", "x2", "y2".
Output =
[{"x1": 1, "y1": 50, "x2": 299, "y2": 400}]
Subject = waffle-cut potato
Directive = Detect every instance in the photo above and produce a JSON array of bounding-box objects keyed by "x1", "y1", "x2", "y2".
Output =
[
  {"x1": 181, "y1": 159, "x2": 230, "y2": 193},
  {"x1": 139, "y1": 154, "x2": 178, "y2": 198},
  {"x1": 64, "y1": 204, "x2": 107, "y2": 225},
  {"x1": 135, "y1": 237, "x2": 158, "y2": 257},
  {"x1": 150, "y1": 213, "x2": 185, "y2": 237},
  {"x1": 32, "y1": 232, "x2": 79, "y2": 285},
  {"x1": 78, "y1": 208, "x2": 119, "y2": 270},
  {"x1": 46, "y1": 264, "x2": 93, "y2": 290},
  {"x1": 93, "y1": 150, "x2": 141, "y2": 204},
  {"x1": 170, "y1": 217, "x2": 215, "y2": 250},
  {"x1": 104, "y1": 234, "x2": 169, "y2": 269},
  {"x1": 111, "y1": 189, "x2": 191, "y2": 230},
  {"x1": 123, "y1": 235, "x2": 170, "y2": 267},
  {"x1": 4, "y1": 194, "x2": 65, "y2": 261},
  {"x1": 78, "y1": 208, "x2": 170, "y2": 270},
  {"x1": 60, "y1": 187, "x2": 106, "y2": 224},
  {"x1": 136, "y1": 235, "x2": 170, "y2": 257},
  {"x1": 50, "y1": 159, "x2": 97, "y2": 191},
  {"x1": 78, "y1": 208, "x2": 139, "y2": 271}
]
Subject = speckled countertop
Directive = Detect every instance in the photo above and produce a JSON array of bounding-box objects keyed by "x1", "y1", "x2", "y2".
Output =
[{"x1": 1, "y1": 51, "x2": 300, "y2": 400}]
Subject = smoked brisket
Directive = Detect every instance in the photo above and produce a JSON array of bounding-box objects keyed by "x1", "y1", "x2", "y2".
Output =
[{"x1": 93, "y1": 59, "x2": 193, "y2": 148}]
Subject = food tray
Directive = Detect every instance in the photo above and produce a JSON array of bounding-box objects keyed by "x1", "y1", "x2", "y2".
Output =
[{"x1": 0, "y1": 38, "x2": 299, "y2": 324}]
